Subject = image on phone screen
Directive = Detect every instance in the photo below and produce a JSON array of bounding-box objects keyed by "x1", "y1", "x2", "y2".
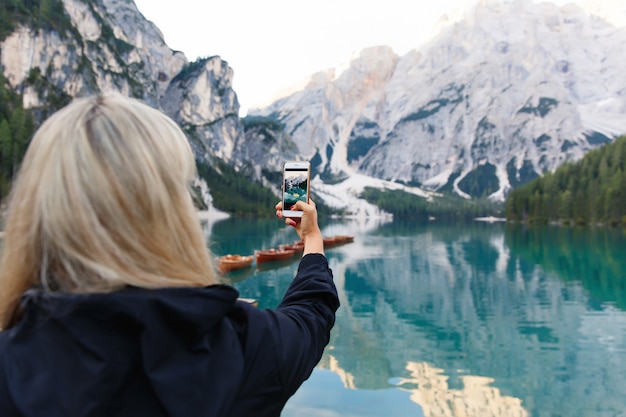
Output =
[{"x1": 283, "y1": 169, "x2": 309, "y2": 208}]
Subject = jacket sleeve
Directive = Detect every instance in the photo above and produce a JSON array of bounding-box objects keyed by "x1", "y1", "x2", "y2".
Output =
[
  {"x1": 272, "y1": 253, "x2": 339, "y2": 394},
  {"x1": 0, "y1": 334, "x2": 19, "y2": 417}
]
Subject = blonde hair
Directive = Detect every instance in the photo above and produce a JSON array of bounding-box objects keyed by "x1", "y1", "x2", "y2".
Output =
[{"x1": 0, "y1": 93, "x2": 217, "y2": 328}]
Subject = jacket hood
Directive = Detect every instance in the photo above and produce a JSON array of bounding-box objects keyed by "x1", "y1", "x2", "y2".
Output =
[
  {"x1": 18, "y1": 285, "x2": 240, "y2": 337},
  {"x1": 3, "y1": 285, "x2": 244, "y2": 416}
]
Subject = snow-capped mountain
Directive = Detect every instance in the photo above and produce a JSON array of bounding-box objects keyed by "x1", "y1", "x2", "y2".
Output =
[
  {"x1": 250, "y1": 0, "x2": 626, "y2": 201},
  {"x1": 3, "y1": 0, "x2": 626, "y2": 215}
]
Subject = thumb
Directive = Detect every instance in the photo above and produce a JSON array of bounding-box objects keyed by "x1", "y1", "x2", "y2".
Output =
[
  {"x1": 294, "y1": 198, "x2": 315, "y2": 209},
  {"x1": 291, "y1": 200, "x2": 307, "y2": 211}
]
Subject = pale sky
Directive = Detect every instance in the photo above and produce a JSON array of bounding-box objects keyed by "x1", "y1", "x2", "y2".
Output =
[{"x1": 133, "y1": 0, "x2": 626, "y2": 115}]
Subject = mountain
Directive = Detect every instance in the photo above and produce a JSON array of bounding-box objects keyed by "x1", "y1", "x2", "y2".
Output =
[
  {"x1": 3, "y1": 0, "x2": 626, "y2": 217},
  {"x1": 2, "y1": 0, "x2": 185, "y2": 108},
  {"x1": 0, "y1": 0, "x2": 246, "y2": 207},
  {"x1": 248, "y1": 0, "x2": 626, "y2": 202}
]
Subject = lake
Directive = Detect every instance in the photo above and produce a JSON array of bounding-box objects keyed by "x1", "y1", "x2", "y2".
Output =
[{"x1": 209, "y1": 217, "x2": 626, "y2": 417}]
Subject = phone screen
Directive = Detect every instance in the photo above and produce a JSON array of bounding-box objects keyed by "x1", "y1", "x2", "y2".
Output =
[{"x1": 283, "y1": 164, "x2": 310, "y2": 215}]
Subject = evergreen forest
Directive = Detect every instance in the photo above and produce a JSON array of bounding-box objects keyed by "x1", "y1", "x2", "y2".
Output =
[
  {"x1": 1, "y1": 0, "x2": 70, "y2": 41},
  {"x1": 360, "y1": 187, "x2": 504, "y2": 222},
  {"x1": 0, "y1": 71, "x2": 35, "y2": 198},
  {"x1": 505, "y1": 135, "x2": 626, "y2": 225},
  {"x1": 0, "y1": 0, "x2": 74, "y2": 199}
]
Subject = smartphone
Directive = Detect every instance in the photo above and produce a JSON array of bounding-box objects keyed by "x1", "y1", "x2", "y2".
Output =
[{"x1": 282, "y1": 161, "x2": 311, "y2": 217}]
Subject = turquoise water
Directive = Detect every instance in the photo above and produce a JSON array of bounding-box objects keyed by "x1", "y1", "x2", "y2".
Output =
[{"x1": 210, "y1": 217, "x2": 626, "y2": 417}]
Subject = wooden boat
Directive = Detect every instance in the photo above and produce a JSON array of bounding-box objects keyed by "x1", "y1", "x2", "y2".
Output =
[
  {"x1": 255, "y1": 248, "x2": 295, "y2": 263},
  {"x1": 218, "y1": 254, "x2": 254, "y2": 273},
  {"x1": 255, "y1": 257, "x2": 298, "y2": 272},
  {"x1": 334, "y1": 235, "x2": 354, "y2": 243},
  {"x1": 323, "y1": 235, "x2": 355, "y2": 249},
  {"x1": 280, "y1": 241, "x2": 304, "y2": 253}
]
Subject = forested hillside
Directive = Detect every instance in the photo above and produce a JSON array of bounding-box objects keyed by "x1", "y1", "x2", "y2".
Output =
[
  {"x1": 1, "y1": 0, "x2": 69, "y2": 41},
  {"x1": 0, "y1": 0, "x2": 71, "y2": 199},
  {"x1": 361, "y1": 187, "x2": 504, "y2": 222},
  {"x1": 0, "y1": 71, "x2": 34, "y2": 198},
  {"x1": 505, "y1": 135, "x2": 626, "y2": 225}
]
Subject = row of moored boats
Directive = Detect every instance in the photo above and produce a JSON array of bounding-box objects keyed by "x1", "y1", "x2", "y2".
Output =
[{"x1": 217, "y1": 235, "x2": 354, "y2": 274}]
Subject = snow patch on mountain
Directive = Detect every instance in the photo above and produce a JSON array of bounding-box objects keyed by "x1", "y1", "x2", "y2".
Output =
[
  {"x1": 312, "y1": 172, "x2": 437, "y2": 219},
  {"x1": 579, "y1": 99, "x2": 626, "y2": 138}
]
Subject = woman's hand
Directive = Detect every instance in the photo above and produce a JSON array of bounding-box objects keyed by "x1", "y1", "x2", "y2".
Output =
[{"x1": 275, "y1": 200, "x2": 324, "y2": 255}]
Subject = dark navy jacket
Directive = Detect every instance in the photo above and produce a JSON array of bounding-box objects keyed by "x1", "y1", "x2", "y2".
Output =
[{"x1": 0, "y1": 253, "x2": 339, "y2": 417}]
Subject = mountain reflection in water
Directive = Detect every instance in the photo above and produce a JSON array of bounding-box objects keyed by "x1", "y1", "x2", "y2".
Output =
[{"x1": 212, "y1": 218, "x2": 626, "y2": 417}]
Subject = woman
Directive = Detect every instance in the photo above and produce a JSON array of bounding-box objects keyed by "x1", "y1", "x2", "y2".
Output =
[{"x1": 0, "y1": 93, "x2": 339, "y2": 417}]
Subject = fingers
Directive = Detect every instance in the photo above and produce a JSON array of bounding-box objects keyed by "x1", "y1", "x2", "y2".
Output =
[
  {"x1": 290, "y1": 201, "x2": 304, "y2": 212},
  {"x1": 291, "y1": 199, "x2": 315, "y2": 212},
  {"x1": 275, "y1": 201, "x2": 284, "y2": 218},
  {"x1": 276, "y1": 199, "x2": 316, "y2": 227}
]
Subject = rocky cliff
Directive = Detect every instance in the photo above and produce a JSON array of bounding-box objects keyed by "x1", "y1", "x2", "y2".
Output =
[{"x1": 0, "y1": 0, "x2": 244, "y2": 179}]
